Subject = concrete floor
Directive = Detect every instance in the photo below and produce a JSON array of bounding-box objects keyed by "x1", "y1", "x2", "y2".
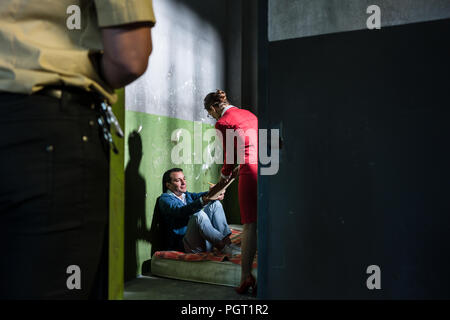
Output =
[{"x1": 124, "y1": 272, "x2": 256, "y2": 300}]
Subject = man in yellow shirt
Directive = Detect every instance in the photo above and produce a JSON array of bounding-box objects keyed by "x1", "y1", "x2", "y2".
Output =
[{"x1": 0, "y1": 0, "x2": 155, "y2": 299}]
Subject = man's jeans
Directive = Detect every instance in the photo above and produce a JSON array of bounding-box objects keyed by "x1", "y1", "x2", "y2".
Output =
[{"x1": 183, "y1": 200, "x2": 231, "y2": 253}]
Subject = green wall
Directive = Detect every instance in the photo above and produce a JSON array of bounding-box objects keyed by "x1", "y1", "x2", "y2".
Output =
[
  {"x1": 123, "y1": 110, "x2": 230, "y2": 280},
  {"x1": 109, "y1": 100, "x2": 243, "y2": 299},
  {"x1": 109, "y1": 88, "x2": 125, "y2": 300}
]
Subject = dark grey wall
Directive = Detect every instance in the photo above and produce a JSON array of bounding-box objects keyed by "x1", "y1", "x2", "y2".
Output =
[
  {"x1": 269, "y1": 0, "x2": 450, "y2": 41},
  {"x1": 259, "y1": 3, "x2": 450, "y2": 298},
  {"x1": 226, "y1": 0, "x2": 242, "y2": 107}
]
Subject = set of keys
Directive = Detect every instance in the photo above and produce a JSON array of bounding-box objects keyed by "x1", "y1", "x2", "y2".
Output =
[{"x1": 97, "y1": 101, "x2": 124, "y2": 154}]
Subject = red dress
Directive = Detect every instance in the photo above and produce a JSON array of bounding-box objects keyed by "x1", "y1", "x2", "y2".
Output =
[{"x1": 215, "y1": 106, "x2": 258, "y2": 224}]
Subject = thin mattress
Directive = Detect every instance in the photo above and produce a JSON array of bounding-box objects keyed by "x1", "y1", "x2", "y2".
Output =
[{"x1": 150, "y1": 225, "x2": 257, "y2": 287}]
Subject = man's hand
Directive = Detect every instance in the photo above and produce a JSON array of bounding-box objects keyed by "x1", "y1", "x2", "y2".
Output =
[
  {"x1": 202, "y1": 194, "x2": 211, "y2": 205},
  {"x1": 203, "y1": 192, "x2": 222, "y2": 203},
  {"x1": 217, "y1": 191, "x2": 225, "y2": 201},
  {"x1": 208, "y1": 182, "x2": 225, "y2": 201},
  {"x1": 202, "y1": 187, "x2": 225, "y2": 203}
]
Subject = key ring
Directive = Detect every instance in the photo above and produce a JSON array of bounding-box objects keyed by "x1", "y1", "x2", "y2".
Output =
[{"x1": 97, "y1": 100, "x2": 123, "y2": 154}]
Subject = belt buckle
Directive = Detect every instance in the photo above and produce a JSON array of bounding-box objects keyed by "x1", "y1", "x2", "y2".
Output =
[{"x1": 38, "y1": 88, "x2": 63, "y2": 99}]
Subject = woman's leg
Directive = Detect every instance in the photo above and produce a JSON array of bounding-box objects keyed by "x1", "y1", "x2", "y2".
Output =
[
  {"x1": 240, "y1": 222, "x2": 257, "y2": 282},
  {"x1": 238, "y1": 171, "x2": 258, "y2": 285}
]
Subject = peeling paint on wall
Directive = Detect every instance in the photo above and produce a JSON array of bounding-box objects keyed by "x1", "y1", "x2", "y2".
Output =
[
  {"x1": 123, "y1": 0, "x2": 232, "y2": 278},
  {"x1": 126, "y1": 0, "x2": 226, "y2": 123}
]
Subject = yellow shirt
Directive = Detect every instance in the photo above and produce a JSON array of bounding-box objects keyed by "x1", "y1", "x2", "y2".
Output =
[{"x1": 0, "y1": 0, "x2": 156, "y2": 104}]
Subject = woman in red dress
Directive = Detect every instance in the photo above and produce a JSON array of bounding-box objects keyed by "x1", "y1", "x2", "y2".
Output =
[{"x1": 204, "y1": 90, "x2": 258, "y2": 295}]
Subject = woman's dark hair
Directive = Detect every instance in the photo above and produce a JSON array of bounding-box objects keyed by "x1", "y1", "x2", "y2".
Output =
[
  {"x1": 162, "y1": 168, "x2": 183, "y2": 193},
  {"x1": 204, "y1": 89, "x2": 229, "y2": 111}
]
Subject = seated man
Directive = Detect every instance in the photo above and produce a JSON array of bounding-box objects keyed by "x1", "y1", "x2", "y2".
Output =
[{"x1": 159, "y1": 168, "x2": 240, "y2": 255}]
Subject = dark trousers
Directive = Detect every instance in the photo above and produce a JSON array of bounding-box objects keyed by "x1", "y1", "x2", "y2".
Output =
[{"x1": 0, "y1": 90, "x2": 110, "y2": 299}]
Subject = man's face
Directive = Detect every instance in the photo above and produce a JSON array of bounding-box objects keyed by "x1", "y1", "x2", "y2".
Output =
[{"x1": 167, "y1": 171, "x2": 187, "y2": 196}]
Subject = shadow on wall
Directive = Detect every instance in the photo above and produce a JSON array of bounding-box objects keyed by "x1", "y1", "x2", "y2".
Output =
[
  {"x1": 124, "y1": 131, "x2": 149, "y2": 281},
  {"x1": 124, "y1": 130, "x2": 170, "y2": 281}
]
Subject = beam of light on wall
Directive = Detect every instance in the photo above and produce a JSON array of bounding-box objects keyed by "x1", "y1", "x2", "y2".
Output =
[{"x1": 125, "y1": 0, "x2": 224, "y2": 125}]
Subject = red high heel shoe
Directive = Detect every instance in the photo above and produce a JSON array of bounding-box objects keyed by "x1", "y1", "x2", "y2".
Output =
[{"x1": 235, "y1": 275, "x2": 257, "y2": 296}]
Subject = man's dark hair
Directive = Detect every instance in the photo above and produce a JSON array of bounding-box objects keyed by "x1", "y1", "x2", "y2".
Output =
[{"x1": 162, "y1": 168, "x2": 183, "y2": 193}]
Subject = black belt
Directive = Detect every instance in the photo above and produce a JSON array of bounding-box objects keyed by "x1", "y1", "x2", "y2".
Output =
[
  {"x1": 36, "y1": 86, "x2": 97, "y2": 107},
  {"x1": 36, "y1": 86, "x2": 124, "y2": 154}
]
